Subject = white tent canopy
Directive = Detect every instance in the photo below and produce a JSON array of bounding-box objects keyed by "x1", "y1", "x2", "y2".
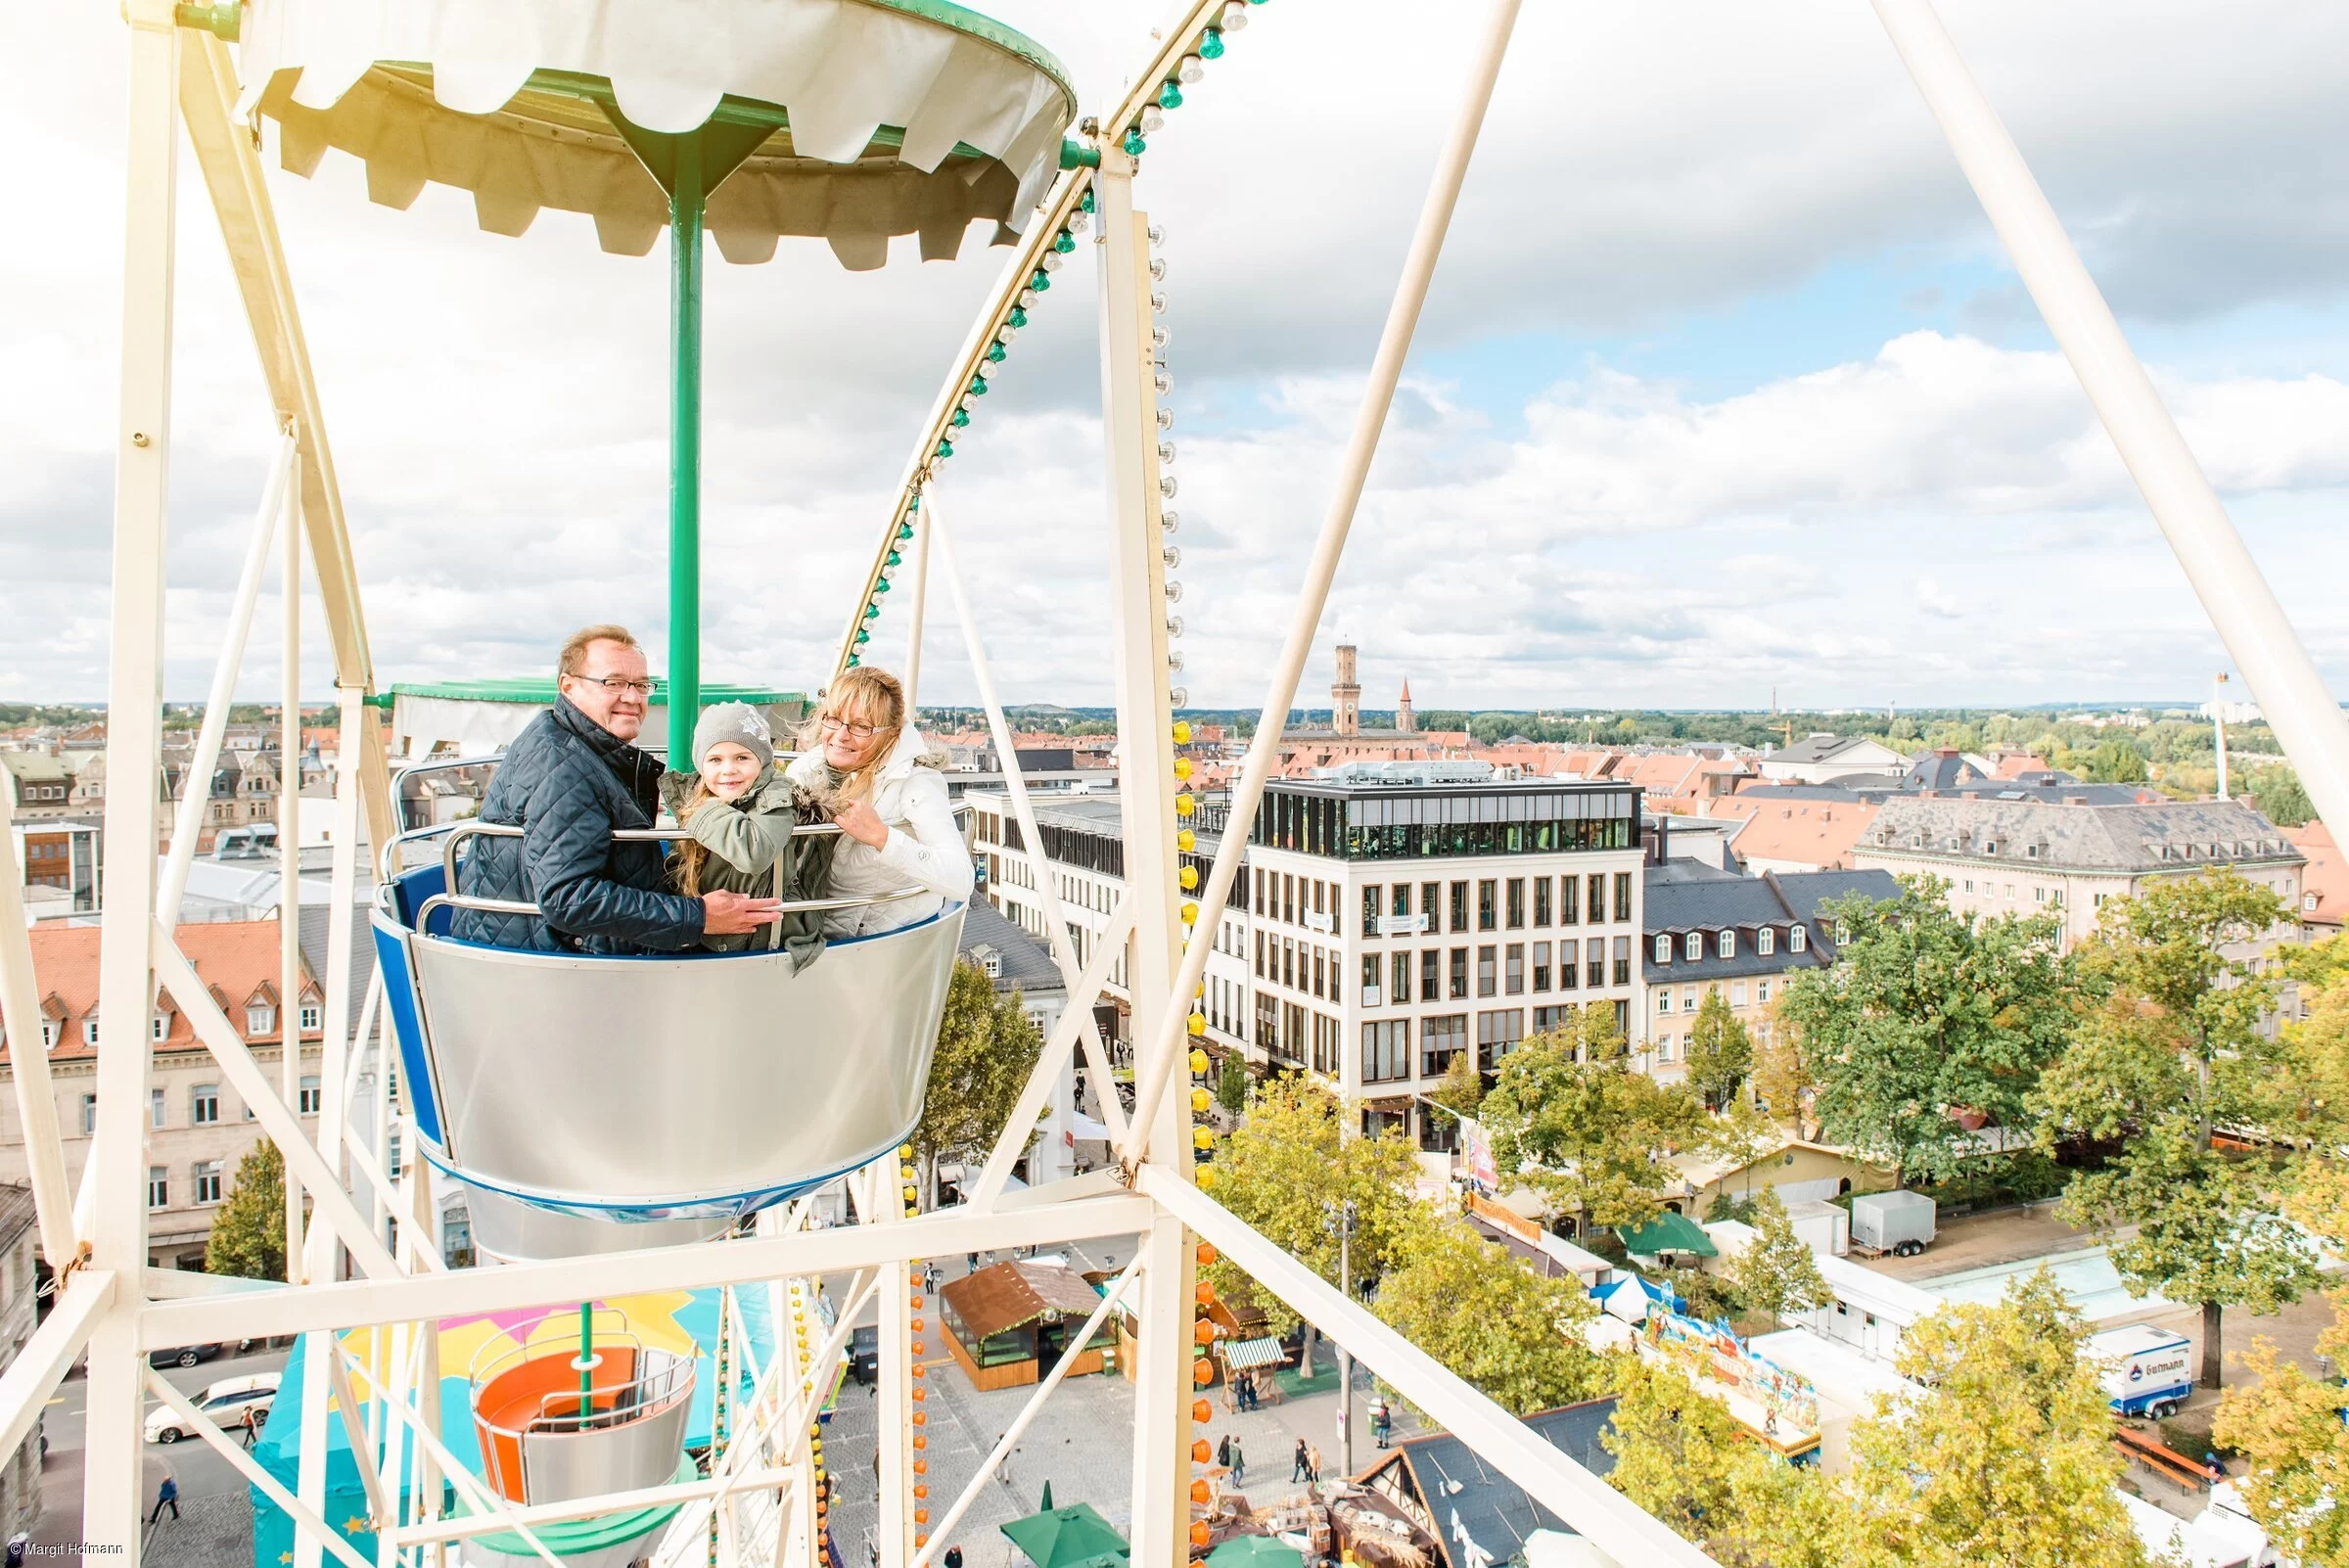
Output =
[{"x1": 232, "y1": 0, "x2": 1079, "y2": 265}]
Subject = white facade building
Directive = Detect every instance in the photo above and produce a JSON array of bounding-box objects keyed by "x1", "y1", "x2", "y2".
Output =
[{"x1": 969, "y1": 761, "x2": 1647, "y2": 1146}]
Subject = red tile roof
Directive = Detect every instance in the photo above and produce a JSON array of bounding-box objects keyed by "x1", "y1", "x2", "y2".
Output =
[
  {"x1": 2287, "y1": 820, "x2": 2342, "y2": 929},
  {"x1": 2, "y1": 920, "x2": 321, "y2": 1060}
]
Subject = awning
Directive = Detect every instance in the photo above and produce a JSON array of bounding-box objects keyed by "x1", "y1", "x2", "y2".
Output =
[
  {"x1": 1615, "y1": 1211, "x2": 1718, "y2": 1259},
  {"x1": 232, "y1": 0, "x2": 1079, "y2": 266},
  {"x1": 1068, "y1": 1111, "x2": 1113, "y2": 1142},
  {"x1": 1219, "y1": 1337, "x2": 1285, "y2": 1371}
]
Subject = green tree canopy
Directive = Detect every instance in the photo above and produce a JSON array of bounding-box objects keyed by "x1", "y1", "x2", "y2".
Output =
[
  {"x1": 1370, "y1": 1219, "x2": 1603, "y2": 1417},
  {"x1": 1727, "y1": 1190, "x2": 1831, "y2": 1321},
  {"x1": 913, "y1": 962, "x2": 1045, "y2": 1206},
  {"x1": 1430, "y1": 1051, "x2": 1484, "y2": 1121},
  {"x1": 2079, "y1": 738, "x2": 2150, "y2": 783},
  {"x1": 2036, "y1": 869, "x2": 2313, "y2": 1386},
  {"x1": 1779, "y1": 877, "x2": 2073, "y2": 1184},
  {"x1": 1684, "y1": 989, "x2": 1754, "y2": 1112},
  {"x1": 206, "y1": 1138, "x2": 286, "y2": 1281},
  {"x1": 1479, "y1": 1006, "x2": 1714, "y2": 1229},
  {"x1": 1215, "y1": 1051, "x2": 1250, "y2": 1116}
]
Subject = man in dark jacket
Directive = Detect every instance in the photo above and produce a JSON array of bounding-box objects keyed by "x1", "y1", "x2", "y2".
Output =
[{"x1": 449, "y1": 626, "x2": 779, "y2": 953}]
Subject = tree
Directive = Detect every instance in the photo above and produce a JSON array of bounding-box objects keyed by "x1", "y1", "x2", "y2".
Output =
[
  {"x1": 2080, "y1": 738, "x2": 2150, "y2": 784},
  {"x1": 1727, "y1": 1190, "x2": 1830, "y2": 1322},
  {"x1": 1479, "y1": 1007, "x2": 1714, "y2": 1230},
  {"x1": 1203, "y1": 1076, "x2": 1424, "y2": 1373},
  {"x1": 1370, "y1": 1219, "x2": 1603, "y2": 1416},
  {"x1": 2036, "y1": 870, "x2": 2315, "y2": 1387},
  {"x1": 1601, "y1": 1360, "x2": 1761, "y2": 1545},
  {"x1": 1430, "y1": 1051, "x2": 1483, "y2": 1120},
  {"x1": 206, "y1": 1139, "x2": 286, "y2": 1281},
  {"x1": 2247, "y1": 764, "x2": 2315, "y2": 828},
  {"x1": 1215, "y1": 1052, "x2": 1250, "y2": 1117},
  {"x1": 911, "y1": 962, "x2": 1045, "y2": 1207},
  {"x1": 1779, "y1": 878, "x2": 2074, "y2": 1185},
  {"x1": 1684, "y1": 989, "x2": 1753, "y2": 1112},
  {"x1": 2212, "y1": 1163, "x2": 2349, "y2": 1565},
  {"x1": 1750, "y1": 1017, "x2": 1812, "y2": 1137}
]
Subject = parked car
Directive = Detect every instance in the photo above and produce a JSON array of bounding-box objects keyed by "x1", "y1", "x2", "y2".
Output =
[
  {"x1": 849, "y1": 1325, "x2": 880, "y2": 1386},
  {"x1": 147, "y1": 1343, "x2": 224, "y2": 1370},
  {"x1": 145, "y1": 1372, "x2": 281, "y2": 1445}
]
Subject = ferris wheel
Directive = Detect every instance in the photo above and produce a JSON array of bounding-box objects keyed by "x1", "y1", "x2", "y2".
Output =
[{"x1": 3, "y1": 0, "x2": 2345, "y2": 1565}]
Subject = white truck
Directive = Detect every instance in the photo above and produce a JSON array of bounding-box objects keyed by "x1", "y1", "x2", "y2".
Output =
[
  {"x1": 2091, "y1": 1323, "x2": 2194, "y2": 1420},
  {"x1": 1849, "y1": 1189, "x2": 1936, "y2": 1258}
]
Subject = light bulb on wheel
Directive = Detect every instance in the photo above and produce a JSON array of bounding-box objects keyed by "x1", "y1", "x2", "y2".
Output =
[
  {"x1": 1158, "y1": 440, "x2": 1176, "y2": 464},
  {"x1": 1178, "y1": 54, "x2": 1205, "y2": 83},
  {"x1": 1163, "y1": 545, "x2": 1182, "y2": 569},
  {"x1": 1161, "y1": 510, "x2": 1179, "y2": 533},
  {"x1": 1156, "y1": 406, "x2": 1174, "y2": 431}
]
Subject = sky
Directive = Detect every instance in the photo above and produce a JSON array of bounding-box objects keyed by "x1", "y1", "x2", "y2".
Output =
[{"x1": 9, "y1": 2, "x2": 2349, "y2": 715}]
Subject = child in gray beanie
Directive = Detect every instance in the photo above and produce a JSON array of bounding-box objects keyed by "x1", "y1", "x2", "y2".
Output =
[{"x1": 660, "y1": 703, "x2": 835, "y2": 962}]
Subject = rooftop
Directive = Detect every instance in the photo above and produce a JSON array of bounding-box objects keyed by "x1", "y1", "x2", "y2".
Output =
[{"x1": 1863, "y1": 795, "x2": 2303, "y2": 874}]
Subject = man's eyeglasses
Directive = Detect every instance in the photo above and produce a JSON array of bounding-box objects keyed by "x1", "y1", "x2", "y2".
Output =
[
  {"x1": 575, "y1": 675, "x2": 655, "y2": 698},
  {"x1": 819, "y1": 715, "x2": 879, "y2": 741}
]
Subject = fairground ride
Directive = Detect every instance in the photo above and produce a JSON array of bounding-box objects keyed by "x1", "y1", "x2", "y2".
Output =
[{"x1": 3, "y1": 1, "x2": 2347, "y2": 1565}]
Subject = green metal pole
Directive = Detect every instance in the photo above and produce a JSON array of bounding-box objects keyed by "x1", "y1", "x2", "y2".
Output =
[
  {"x1": 668, "y1": 131, "x2": 706, "y2": 764},
  {"x1": 578, "y1": 1300, "x2": 595, "y2": 1419}
]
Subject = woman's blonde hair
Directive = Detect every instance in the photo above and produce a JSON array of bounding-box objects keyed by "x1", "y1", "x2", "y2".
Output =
[
  {"x1": 673, "y1": 779, "x2": 718, "y2": 897},
  {"x1": 808, "y1": 667, "x2": 906, "y2": 806}
]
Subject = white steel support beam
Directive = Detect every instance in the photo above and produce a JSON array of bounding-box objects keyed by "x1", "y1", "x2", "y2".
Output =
[
  {"x1": 159, "y1": 431, "x2": 294, "y2": 923},
  {"x1": 281, "y1": 467, "x2": 308, "y2": 1283},
  {"x1": 927, "y1": 485, "x2": 1129, "y2": 1147},
  {"x1": 1092, "y1": 152, "x2": 1196, "y2": 1568},
  {"x1": 139, "y1": 1193, "x2": 1154, "y2": 1346},
  {"x1": 869, "y1": 1161, "x2": 915, "y2": 1568},
  {"x1": 84, "y1": 7, "x2": 181, "y2": 1551},
  {"x1": 0, "y1": 1270, "x2": 115, "y2": 1471},
  {"x1": 1873, "y1": 0, "x2": 2349, "y2": 844},
  {"x1": 0, "y1": 780, "x2": 85, "y2": 1272},
  {"x1": 1145, "y1": 1173, "x2": 1721, "y2": 1567},
  {"x1": 144, "y1": 1368, "x2": 378, "y2": 1568},
  {"x1": 1120, "y1": 0, "x2": 1522, "y2": 1168}
]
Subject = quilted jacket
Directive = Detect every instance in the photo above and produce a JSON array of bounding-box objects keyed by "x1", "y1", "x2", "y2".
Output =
[{"x1": 448, "y1": 697, "x2": 705, "y2": 954}]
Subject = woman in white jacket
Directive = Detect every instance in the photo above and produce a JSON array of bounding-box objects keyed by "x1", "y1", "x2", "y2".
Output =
[{"x1": 786, "y1": 667, "x2": 973, "y2": 936}]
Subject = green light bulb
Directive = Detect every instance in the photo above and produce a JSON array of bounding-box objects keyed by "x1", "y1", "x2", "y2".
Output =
[
  {"x1": 1199, "y1": 27, "x2": 1224, "y2": 59},
  {"x1": 886, "y1": 550, "x2": 901, "y2": 568},
  {"x1": 1159, "y1": 80, "x2": 1183, "y2": 110},
  {"x1": 875, "y1": 577, "x2": 891, "y2": 593},
  {"x1": 949, "y1": 408, "x2": 969, "y2": 428},
  {"x1": 1080, "y1": 187, "x2": 1096, "y2": 213},
  {"x1": 1123, "y1": 127, "x2": 1147, "y2": 157},
  {"x1": 1008, "y1": 305, "x2": 1030, "y2": 329},
  {"x1": 863, "y1": 605, "x2": 881, "y2": 621},
  {"x1": 935, "y1": 438, "x2": 954, "y2": 458},
  {"x1": 986, "y1": 343, "x2": 1007, "y2": 364},
  {"x1": 1054, "y1": 230, "x2": 1076, "y2": 254},
  {"x1": 1030, "y1": 270, "x2": 1051, "y2": 293},
  {"x1": 968, "y1": 376, "x2": 989, "y2": 396},
  {"x1": 855, "y1": 629, "x2": 870, "y2": 645},
  {"x1": 898, "y1": 522, "x2": 915, "y2": 540},
  {"x1": 847, "y1": 655, "x2": 860, "y2": 668}
]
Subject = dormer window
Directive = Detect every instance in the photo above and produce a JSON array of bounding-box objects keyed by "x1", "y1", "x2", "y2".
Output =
[
  {"x1": 1684, "y1": 932, "x2": 1702, "y2": 961},
  {"x1": 299, "y1": 1004, "x2": 321, "y2": 1034},
  {"x1": 246, "y1": 1005, "x2": 275, "y2": 1038},
  {"x1": 1654, "y1": 934, "x2": 1671, "y2": 963},
  {"x1": 1719, "y1": 931, "x2": 1735, "y2": 960},
  {"x1": 81, "y1": 1021, "x2": 98, "y2": 1046},
  {"x1": 1790, "y1": 925, "x2": 1808, "y2": 953},
  {"x1": 1758, "y1": 927, "x2": 1775, "y2": 956}
]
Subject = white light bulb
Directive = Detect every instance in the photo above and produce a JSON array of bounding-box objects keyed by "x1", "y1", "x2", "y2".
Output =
[
  {"x1": 1140, "y1": 105, "x2": 1165, "y2": 133},
  {"x1": 1170, "y1": 686, "x2": 1190, "y2": 707},
  {"x1": 1067, "y1": 210, "x2": 1089, "y2": 234},
  {"x1": 1159, "y1": 440, "x2": 1177, "y2": 464},
  {"x1": 1040, "y1": 250, "x2": 1065, "y2": 274},
  {"x1": 996, "y1": 324, "x2": 1017, "y2": 346},
  {"x1": 960, "y1": 394, "x2": 976, "y2": 412},
  {"x1": 1149, "y1": 256, "x2": 1169, "y2": 282},
  {"x1": 1167, "y1": 649, "x2": 1185, "y2": 672},
  {"x1": 1156, "y1": 406, "x2": 1174, "y2": 430},
  {"x1": 1154, "y1": 370, "x2": 1173, "y2": 394},
  {"x1": 1153, "y1": 325, "x2": 1170, "y2": 348},
  {"x1": 1019, "y1": 288, "x2": 1036, "y2": 309},
  {"x1": 1165, "y1": 580, "x2": 1183, "y2": 603},
  {"x1": 1159, "y1": 475, "x2": 1178, "y2": 499},
  {"x1": 1163, "y1": 545, "x2": 1182, "y2": 569},
  {"x1": 1166, "y1": 616, "x2": 1185, "y2": 639},
  {"x1": 1148, "y1": 222, "x2": 1168, "y2": 246},
  {"x1": 1161, "y1": 510, "x2": 1179, "y2": 533},
  {"x1": 1179, "y1": 55, "x2": 1205, "y2": 84},
  {"x1": 1220, "y1": 3, "x2": 1248, "y2": 30}
]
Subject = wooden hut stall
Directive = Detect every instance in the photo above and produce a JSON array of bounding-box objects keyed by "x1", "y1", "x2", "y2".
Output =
[{"x1": 940, "y1": 1260, "x2": 1119, "y2": 1391}]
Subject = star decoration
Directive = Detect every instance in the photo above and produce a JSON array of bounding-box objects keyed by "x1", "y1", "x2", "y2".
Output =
[{"x1": 345, "y1": 1515, "x2": 369, "y2": 1535}]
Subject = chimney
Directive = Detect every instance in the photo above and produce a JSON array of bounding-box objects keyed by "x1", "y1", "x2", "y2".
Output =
[{"x1": 2063, "y1": 795, "x2": 2087, "y2": 807}]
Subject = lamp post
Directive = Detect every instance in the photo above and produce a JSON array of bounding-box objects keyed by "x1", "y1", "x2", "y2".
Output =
[{"x1": 1321, "y1": 1197, "x2": 1359, "y2": 1477}]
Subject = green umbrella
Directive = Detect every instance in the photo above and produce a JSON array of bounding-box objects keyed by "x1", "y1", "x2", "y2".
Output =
[
  {"x1": 1209, "y1": 1536, "x2": 1307, "y2": 1568},
  {"x1": 999, "y1": 1503, "x2": 1129, "y2": 1568},
  {"x1": 1040, "y1": 1480, "x2": 1055, "y2": 1511}
]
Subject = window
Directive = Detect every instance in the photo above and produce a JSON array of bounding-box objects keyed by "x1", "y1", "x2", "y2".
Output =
[
  {"x1": 1586, "y1": 874, "x2": 1606, "y2": 925},
  {"x1": 1478, "y1": 880, "x2": 1497, "y2": 932},
  {"x1": 1393, "y1": 884, "x2": 1411, "y2": 923},
  {"x1": 1656, "y1": 990, "x2": 1673, "y2": 1015},
  {"x1": 1421, "y1": 1013, "x2": 1468, "y2": 1077},
  {"x1": 1730, "y1": 981, "x2": 1747, "y2": 1006},
  {"x1": 299, "y1": 1004, "x2": 321, "y2": 1034},
  {"x1": 1758, "y1": 980, "x2": 1772, "y2": 1004},
  {"x1": 1790, "y1": 925, "x2": 1808, "y2": 953},
  {"x1": 1391, "y1": 951, "x2": 1410, "y2": 1005},
  {"x1": 192, "y1": 1084, "x2": 219, "y2": 1126},
  {"x1": 1718, "y1": 930, "x2": 1735, "y2": 960},
  {"x1": 1360, "y1": 1020, "x2": 1410, "y2": 1084},
  {"x1": 1255, "y1": 931, "x2": 1265, "y2": 978},
  {"x1": 1613, "y1": 937, "x2": 1632, "y2": 988},
  {"x1": 82, "y1": 1020, "x2": 98, "y2": 1046},
  {"x1": 1360, "y1": 954, "x2": 1381, "y2": 1006},
  {"x1": 1614, "y1": 873, "x2": 1633, "y2": 923},
  {"x1": 387, "y1": 1131, "x2": 402, "y2": 1179},
  {"x1": 1477, "y1": 945, "x2": 1497, "y2": 998},
  {"x1": 1657, "y1": 1036, "x2": 1675, "y2": 1062},
  {"x1": 40, "y1": 1021, "x2": 57, "y2": 1050},
  {"x1": 1654, "y1": 934, "x2": 1671, "y2": 963},
  {"x1": 147, "y1": 1168, "x2": 168, "y2": 1210},
  {"x1": 1684, "y1": 932, "x2": 1702, "y2": 961},
  {"x1": 1586, "y1": 943, "x2": 1605, "y2": 989},
  {"x1": 1313, "y1": 946, "x2": 1327, "y2": 1000},
  {"x1": 1282, "y1": 940, "x2": 1294, "y2": 990},
  {"x1": 1504, "y1": 944, "x2": 1525, "y2": 995},
  {"x1": 1534, "y1": 878, "x2": 1551, "y2": 927},
  {"x1": 1559, "y1": 875, "x2": 1580, "y2": 924},
  {"x1": 150, "y1": 1013, "x2": 168, "y2": 1042},
  {"x1": 1476, "y1": 1008, "x2": 1526, "y2": 1069},
  {"x1": 1421, "y1": 948, "x2": 1442, "y2": 1002},
  {"x1": 1505, "y1": 879, "x2": 1525, "y2": 930},
  {"x1": 194, "y1": 1161, "x2": 223, "y2": 1205},
  {"x1": 1559, "y1": 937, "x2": 1580, "y2": 990},
  {"x1": 246, "y1": 1005, "x2": 275, "y2": 1038},
  {"x1": 1534, "y1": 1004, "x2": 1574, "y2": 1034},
  {"x1": 299, "y1": 1075, "x2": 322, "y2": 1116},
  {"x1": 1450, "y1": 882, "x2": 1469, "y2": 934},
  {"x1": 1282, "y1": 875, "x2": 1295, "y2": 925},
  {"x1": 1682, "y1": 988, "x2": 1698, "y2": 1013},
  {"x1": 1835, "y1": 920, "x2": 1851, "y2": 946},
  {"x1": 149, "y1": 1088, "x2": 165, "y2": 1130},
  {"x1": 1362, "y1": 885, "x2": 1381, "y2": 939},
  {"x1": 79, "y1": 1095, "x2": 95, "y2": 1135},
  {"x1": 1532, "y1": 941, "x2": 1551, "y2": 992},
  {"x1": 1758, "y1": 927, "x2": 1774, "y2": 956},
  {"x1": 1450, "y1": 947, "x2": 1469, "y2": 1000}
]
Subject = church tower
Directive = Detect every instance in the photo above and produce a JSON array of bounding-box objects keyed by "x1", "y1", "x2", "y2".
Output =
[
  {"x1": 1332, "y1": 643, "x2": 1360, "y2": 737},
  {"x1": 1396, "y1": 677, "x2": 1415, "y2": 734}
]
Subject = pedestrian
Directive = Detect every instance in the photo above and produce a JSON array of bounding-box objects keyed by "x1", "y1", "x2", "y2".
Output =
[
  {"x1": 922, "y1": 1261, "x2": 940, "y2": 1295},
  {"x1": 1218, "y1": 1435, "x2": 1232, "y2": 1470},
  {"x1": 1307, "y1": 1443, "x2": 1322, "y2": 1483},
  {"x1": 1292, "y1": 1438, "x2": 1310, "y2": 1482},
  {"x1": 1230, "y1": 1437, "x2": 1246, "y2": 1486},
  {"x1": 966, "y1": 1252, "x2": 979, "y2": 1274},
  {"x1": 1372, "y1": 1400, "x2": 1392, "y2": 1450},
  {"x1": 148, "y1": 1470, "x2": 180, "y2": 1524},
  {"x1": 240, "y1": 1403, "x2": 260, "y2": 1449}
]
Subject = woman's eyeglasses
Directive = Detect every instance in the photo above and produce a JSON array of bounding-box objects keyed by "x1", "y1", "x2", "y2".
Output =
[{"x1": 819, "y1": 715, "x2": 879, "y2": 741}]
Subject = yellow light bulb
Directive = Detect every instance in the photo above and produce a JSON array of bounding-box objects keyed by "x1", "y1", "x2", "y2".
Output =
[
  {"x1": 1174, "y1": 793, "x2": 1195, "y2": 816},
  {"x1": 1174, "y1": 758, "x2": 1193, "y2": 780},
  {"x1": 1179, "y1": 865, "x2": 1199, "y2": 890},
  {"x1": 1181, "y1": 900, "x2": 1199, "y2": 924},
  {"x1": 1190, "y1": 1087, "x2": 1212, "y2": 1114},
  {"x1": 1176, "y1": 828, "x2": 1196, "y2": 852},
  {"x1": 1192, "y1": 1127, "x2": 1215, "y2": 1150},
  {"x1": 1172, "y1": 720, "x2": 1191, "y2": 744},
  {"x1": 1187, "y1": 1047, "x2": 1210, "y2": 1075}
]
